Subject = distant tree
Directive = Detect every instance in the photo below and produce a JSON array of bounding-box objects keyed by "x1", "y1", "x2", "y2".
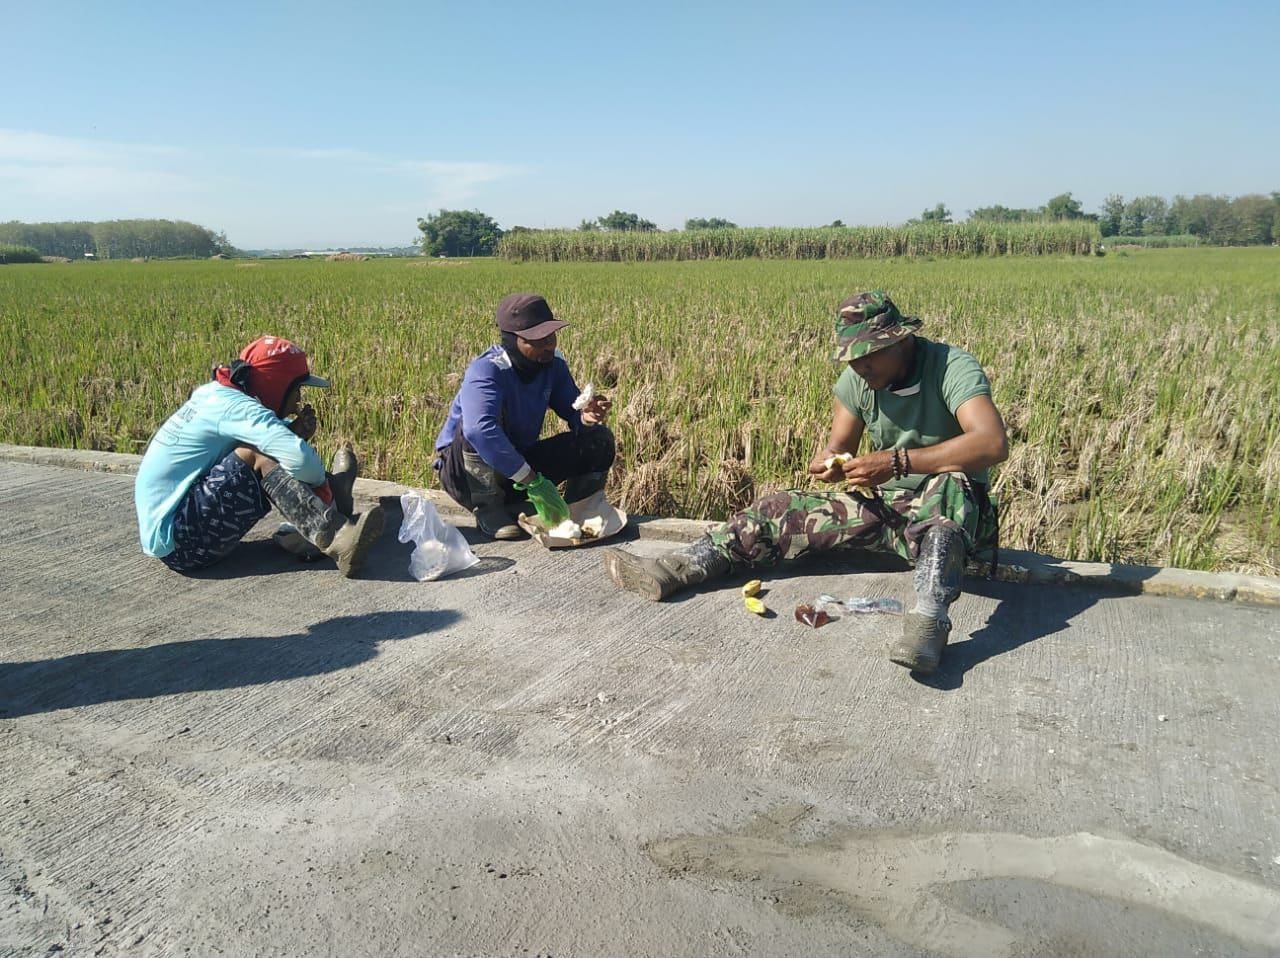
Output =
[
  {"x1": 577, "y1": 219, "x2": 600, "y2": 232},
  {"x1": 968, "y1": 205, "x2": 1039, "y2": 223},
  {"x1": 1043, "y1": 192, "x2": 1085, "y2": 220},
  {"x1": 827, "y1": 219, "x2": 846, "y2": 228},
  {"x1": 416, "y1": 209, "x2": 503, "y2": 256},
  {"x1": 918, "y1": 203, "x2": 952, "y2": 224},
  {"x1": 596, "y1": 210, "x2": 658, "y2": 232},
  {"x1": 1231, "y1": 194, "x2": 1277, "y2": 246},
  {"x1": 1122, "y1": 196, "x2": 1170, "y2": 236},
  {"x1": 684, "y1": 217, "x2": 737, "y2": 230},
  {"x1": 1099, "y1": 195, "x2": 1126, "y2": 236}
]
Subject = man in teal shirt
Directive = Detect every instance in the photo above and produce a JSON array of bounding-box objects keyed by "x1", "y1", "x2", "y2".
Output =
[
  {"x1": 604, "y1": 291, "x2": 1009, "y2": 674},
  {"x1": 135, "y1": 335, "x2": 383, "y2": 577}
]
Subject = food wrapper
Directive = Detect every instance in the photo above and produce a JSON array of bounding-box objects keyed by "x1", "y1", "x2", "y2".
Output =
[
  {"x1": 517, "y1": 489, "x2": 627, "y2": 549},
  {"x1": 794, "y1": 604, "x2": 831, "y2": 629}
]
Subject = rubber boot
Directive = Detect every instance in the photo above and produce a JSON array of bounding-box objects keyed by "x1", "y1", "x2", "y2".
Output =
[
  {"x1": 889, "y1": 525, "x2": 966, "y2": 673},
  {"x1": 261, "y1": 467, "x2": 385, "y2": 578},
  {"x1": 563, "y1": 470, "x2": 608, "y2": 505},
  {"x1": 329, "y1": 442, "x2": 358, "y2": 518},
  {"x1": 275, "y1": 443, "x2": 361, "y2": 562},
  {"x1": 462, "y1": 450, "x2": 523, "y2": 540},
  {"x1": 603, "y1": 535, "x2": 732, "y2": 601}
]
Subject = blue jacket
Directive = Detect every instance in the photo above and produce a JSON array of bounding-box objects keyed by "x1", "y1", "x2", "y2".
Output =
[
  {"x1": 435, "y1": 346, "x2": 584, "y2": 479},
  {"x1": 135, "y1": 381, "x2": 326, "y2": 557}
]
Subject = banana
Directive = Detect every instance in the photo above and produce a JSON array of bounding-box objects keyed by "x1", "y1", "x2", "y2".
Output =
[
  {"x1": 743, "y1": 596, "x2": 767, "y2": 615},
  {"x1": 741, "y1": 579, "x2": 763, "y2": 598}
]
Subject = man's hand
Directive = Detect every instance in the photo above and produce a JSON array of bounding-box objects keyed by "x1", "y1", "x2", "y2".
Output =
[
  {"x1": 289, "y1": 404, "x2": 317, "y2": 441},
  {"x1": 516, "y1": 473, "x2": 570, "y2": 526},
  {"x1": 841, "y1": 450, "x2": 895, "y2": 487},
  {"x1": 581, "y1": 395, "x2": 612, "y2": 426},
  {"x1": 807, "y1": 451, "x2": 846, "y2": 483}
]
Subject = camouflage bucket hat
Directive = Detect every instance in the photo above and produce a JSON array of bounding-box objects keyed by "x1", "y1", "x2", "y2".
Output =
[{"x1": 832, "y1": 290, "x2": 923, "y2": 362}]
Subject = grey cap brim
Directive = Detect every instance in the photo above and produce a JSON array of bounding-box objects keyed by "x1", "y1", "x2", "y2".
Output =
[{"x1": 301, "y1": 374, "x2": 331, "y2": 389}]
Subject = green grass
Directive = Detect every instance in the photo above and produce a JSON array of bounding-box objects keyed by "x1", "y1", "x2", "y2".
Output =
[
  {"x1": 1104, "y1": 234, "x2": 1202, "y2": 248},
  {"x1": 2, "y1": 248, "x2": 1277, "y2": 574}
]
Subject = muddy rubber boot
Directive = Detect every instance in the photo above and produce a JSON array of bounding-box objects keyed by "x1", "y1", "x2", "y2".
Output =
[
  {"x1": 889, "y1": 525, "x2": 966, "y2": 673},
  {"x1": 261, "y1": 468, "x2": 385, "y2": 578},
  {"x1": 603, "y1": 535, "x2": 731, "y2": 601},
  {"x1": 462, "y1": 450, "x2": 523, "y2": 540},
  {"x1": 329, "y1": 442, "x2": 358, "y2": 518},
  {"x1": 890, "y1": 614, "x2": 953, "y2": 673},
  {"x1": 563, "y1": 470, "x2": 608, "y2": 505}
]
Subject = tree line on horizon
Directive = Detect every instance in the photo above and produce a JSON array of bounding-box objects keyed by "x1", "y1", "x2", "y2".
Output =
[
  {"x1": 418, "y1": 190, "x2": 1279, "y2": 257},
  {"x1": 0, "y1": 220, "x2": 235, "y2": 261},
  {"x1": 910, "y1": 191, "x2": 1280, "y2": 246}
]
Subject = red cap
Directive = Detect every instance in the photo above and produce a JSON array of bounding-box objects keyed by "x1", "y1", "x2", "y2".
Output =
[{"x1": 239, "y1": 336, "x2": 329, "y2": 416}]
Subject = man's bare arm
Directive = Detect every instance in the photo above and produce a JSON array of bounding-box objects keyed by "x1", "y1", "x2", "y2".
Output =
[{"x1": 840, "y1": 395, "x2": 1008, "y2": 486}]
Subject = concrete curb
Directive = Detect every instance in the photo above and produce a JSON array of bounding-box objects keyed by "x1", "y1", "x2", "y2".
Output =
[{"x1": 4, "y1": 443, "x2": 1278, "y2": 607}]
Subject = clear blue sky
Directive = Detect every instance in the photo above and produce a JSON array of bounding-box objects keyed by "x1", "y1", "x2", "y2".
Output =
[{"x1": 3, "y1": 1, "x2": 1276, "y2": 248}]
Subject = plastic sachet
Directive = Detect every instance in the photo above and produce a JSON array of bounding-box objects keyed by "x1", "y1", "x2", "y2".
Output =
[
  {"x1": 816, "y1": 594, "x2": 904, "y2": 616},
  {"x1": 397, "y1": 491, "x2": 479, "y2": 581}
]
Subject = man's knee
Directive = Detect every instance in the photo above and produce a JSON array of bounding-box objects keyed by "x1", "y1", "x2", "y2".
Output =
[
  {"x1": 233, "y1": 446, "x2": 279, "y2": 476},
  {"x1": 747, "y1": 489, "x2": 795, "y2": 519},
  {"x1": 580, "y1": 425, "x2": 616, "y2": 470}
]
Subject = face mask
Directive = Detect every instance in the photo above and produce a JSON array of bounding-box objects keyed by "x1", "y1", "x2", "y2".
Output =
[{"x1": 500, "y1": 331, "x2": 549, "y2": 383}]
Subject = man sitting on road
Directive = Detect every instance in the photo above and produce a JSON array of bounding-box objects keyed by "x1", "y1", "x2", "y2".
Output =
[
  {"x1": 604, "y1": 291, "x2": 1008, "y2": 674},
  {"x1": 134, "y1": 335, "x2": 384, "y2": 577},
  {"x1": 434, "y1": 293, "x2": 614, "y2": 539}
]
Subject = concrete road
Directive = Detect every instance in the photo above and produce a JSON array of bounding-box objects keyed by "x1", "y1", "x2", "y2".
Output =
[{"x1": 2, "y1": 461, "x2": 1279, "y2": 957}]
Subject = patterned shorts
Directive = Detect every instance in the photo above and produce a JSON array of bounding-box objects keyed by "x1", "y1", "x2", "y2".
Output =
[{"x1": 161, "y1": 452, "x2": 270, "y2": 572}]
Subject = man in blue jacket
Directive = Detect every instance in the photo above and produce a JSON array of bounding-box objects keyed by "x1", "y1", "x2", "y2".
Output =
[
  {"x1": 435, "y1": 293, "x2": 614, "y2": 539},
  {"x1": 135, "y1": 335, "x2": 384, "y2": 576}
]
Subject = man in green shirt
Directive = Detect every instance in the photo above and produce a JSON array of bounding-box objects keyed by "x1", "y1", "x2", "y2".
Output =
[{"x1": 603, "y1": 290, "x2": 1009, "y2": 674}]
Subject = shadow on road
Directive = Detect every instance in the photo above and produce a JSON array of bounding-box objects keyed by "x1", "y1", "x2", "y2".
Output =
[
  {"x1": 913, "y1": 560, "x2": 1156, "y2": 690},
  {"x1": 0, "y1": 609, "x2": 460, "y2": 719}
]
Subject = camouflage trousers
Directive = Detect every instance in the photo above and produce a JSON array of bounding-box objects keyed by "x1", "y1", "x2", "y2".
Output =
[{"x1": 708, "y1": 472, "x2": 997, "y2": 569}]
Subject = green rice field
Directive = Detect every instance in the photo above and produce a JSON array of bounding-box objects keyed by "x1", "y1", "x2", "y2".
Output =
[{"x1": 2, "y1": 247, "x2": 1277, "y2": 574}]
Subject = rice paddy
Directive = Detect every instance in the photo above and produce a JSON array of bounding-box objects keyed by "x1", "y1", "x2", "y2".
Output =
[{"x1": 2, "y1": 247, "x2": 1277, "y2": 574}]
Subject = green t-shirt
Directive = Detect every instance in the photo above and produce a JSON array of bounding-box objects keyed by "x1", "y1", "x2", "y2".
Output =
[{"x1": 833, "y1": 336, "x2": 993, "y2": 491}]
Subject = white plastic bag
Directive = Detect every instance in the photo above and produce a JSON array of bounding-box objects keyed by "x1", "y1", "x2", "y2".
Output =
[{"x1": 397, "y1": 491, "x2": 479, "y2": 581}]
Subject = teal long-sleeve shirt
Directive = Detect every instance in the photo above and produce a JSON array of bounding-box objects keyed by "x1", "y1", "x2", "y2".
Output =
[{"x1": 134, "y1": 381, "x2": 325, "y2": 557}]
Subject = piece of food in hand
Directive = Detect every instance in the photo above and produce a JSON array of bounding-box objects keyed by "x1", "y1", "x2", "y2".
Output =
[
  {"x1": 741, "y1": 579, "x2": 763, "y2": 598},
  {"x1": 822, "y1": 452, "x2": 872, "y2": 496},
  {"x1": 547, "y1": 518, "x2": 583, "y2": 539},
  {"x1": 743, "y1": 596, "x2": 767, "y2": 615},
  {"x1": 580, "y1": 516, "x2": 606, "y2": 539},
  {"x1": 571, "y1": 382, "x2": 596, "y2": 412}
]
